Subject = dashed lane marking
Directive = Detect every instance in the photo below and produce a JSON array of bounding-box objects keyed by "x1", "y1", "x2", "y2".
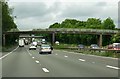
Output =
[
  {"x1": 106, "y1": 65, "x2": 120, "y2": 70},
  {"x1": 62, "y1": 50, "x2": 118, "y2": 60},
  {"x1": 42, "y1": 68, "x2": 49, "y2": 73},
  {"x1": 78, "y1": 59, "x2": 85, "y2": 62},
  {"x1": 64, "y1": 55, "x2": 68, "y2": 57},
  {"x1": 35, "y1": 60, "x2": 40, "y2": 64},
  {"x1": 32, "y1": 57, "x2": 35, "y2": 59}
]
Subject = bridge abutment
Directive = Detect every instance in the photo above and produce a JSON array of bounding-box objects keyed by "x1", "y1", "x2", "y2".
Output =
[
  {"x1": 52, "y1": 33, "x2": 55, "y2": 45},
  {"x1": 3, "y1": 34, "x2": 5, "y2": 46},
  {"x1": 98, "y1": 34, "x2": 102, "y2": 48}
]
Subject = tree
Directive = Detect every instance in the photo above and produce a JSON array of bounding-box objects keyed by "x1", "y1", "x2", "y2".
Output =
[
  {"x1": 102, "y1": 17, "x2": 115, "y2": 29},
  {"x1": 49, "y1": 22, "x2": 60, "y2": 28},
  {"x1": 112, "y1": 33, "x2": 120, "y2": 43},
  {"x1": 47, "y1": 18, "x2": 116, "y2": 46},
  {"x1": 1, "y1": 1, "x2": 18, "y2": 46},
  {"x1": 86, "y1": 18, "x2": 102, "y2": 29}
]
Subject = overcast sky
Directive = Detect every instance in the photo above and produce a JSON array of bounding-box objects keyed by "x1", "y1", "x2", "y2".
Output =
[{"x1": 8, "y1": 0, "x2": 119, "y2": 31}]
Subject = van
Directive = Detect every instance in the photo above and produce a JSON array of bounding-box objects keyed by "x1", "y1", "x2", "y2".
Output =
[
  {"x1": 19, "y1": 39, "x2": 24, "y2": 47},
  {"x1": 113, "y1": 43, "x2": 120, "y2": 50}
]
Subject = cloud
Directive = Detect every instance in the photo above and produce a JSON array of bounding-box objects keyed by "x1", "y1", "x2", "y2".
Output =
[
  {"x1": 8, "y1": 0, "x2": 119, "y2": 30},
  {"x1": 12, "y1": 2, "x2": 49, "y2": 19}
]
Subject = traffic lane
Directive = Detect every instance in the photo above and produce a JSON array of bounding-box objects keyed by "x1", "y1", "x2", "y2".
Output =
[
  {"x1": 54, "y1": 50, "x2": 118, "y2": 67},
  {"x1": 28, "y1": 49, "x2": 118, "y2": 77},
  {"x1": 2, "y1": 47, "x2": 51, "y2": 77},
  {"x1": 26, "y1": 45, "x2": 119, "y2": 70}
]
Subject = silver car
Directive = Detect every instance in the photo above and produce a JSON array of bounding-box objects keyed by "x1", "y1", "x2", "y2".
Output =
[
  {"x1": 39, "y1": 44, "x2": 52, "y2": 54},
  {"x1": 90, "y1": 44, "x2": 99, "y2": 49},
  {"x1": 29, "y1": 44, "x2": 36, "y2": 50}
]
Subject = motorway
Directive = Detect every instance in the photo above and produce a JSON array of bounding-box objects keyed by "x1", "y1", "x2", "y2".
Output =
[{"x1": 0, "y1": 45, "x2": 119, "y2": 77}]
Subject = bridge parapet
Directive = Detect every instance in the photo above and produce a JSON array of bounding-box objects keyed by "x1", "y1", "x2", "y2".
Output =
[{"x1": 4, "y1": 28, "x2": 120, "y2": 35}]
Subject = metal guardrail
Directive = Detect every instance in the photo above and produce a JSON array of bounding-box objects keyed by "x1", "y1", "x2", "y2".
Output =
[
  {"x1": 66, "y1": 47, "x2": 120, "y2": 53},
  {"x1": 48, "y1": 28, "x2": 119, "y2": 34}
]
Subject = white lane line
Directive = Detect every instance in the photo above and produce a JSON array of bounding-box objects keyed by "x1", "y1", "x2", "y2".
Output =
[
  {"x1": 29, "y1": 53, "x2": 32, "y2": 56},
  {"x1": 92, "y1": 62, "x2": 95, "y2": 64},
  {"x1": 106, "y1": 65, "x2": 120, "y2": 70},
  {"x1": 42, "y1": 68, "x2": 49, "y2": 73},
  {"x1": 55, "y1": 54, "x2": 58, "y2": 55},
  {"x1": 78, "y1": 59, "x2": 85, "y2": 62},
  {"x1": 35, "y1": 60, "x2": 40, "y2": 64},
  {"x1": 28, "y1": 52, "x2": 32, "y2": 56},
  {"x1": 62, "y1": 50, "x2": 118, "y2": 60},
  {"x1": 64, "y1": 55, "x2": 68, "y2": 58},
  {"x1": 0, "y1": 46, "x2": 19, "y2": 60},
  {"x1": 32, "y1": 57, "x2": 35, "y2": 59}
]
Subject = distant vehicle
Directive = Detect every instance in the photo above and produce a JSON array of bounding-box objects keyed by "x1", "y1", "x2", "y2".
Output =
[
  {"x1": 41, "y1": 39, "x2": 47, "y2": 44},
  {"x1": 107, "y1": 44, "x2": 113, "y2": 49},
  {"x1": 19, "y1": 39, "x2": 24, "y2": 47},
  {"x1": 41, "y1": 41, "x2": 47, "y2": 44},
  {"x1": 24, "y1": 39, "x2": 28, "y2": 45},
  {"x1": 39, "y1": 44, "x2": 52, "y2": 54},
  {"x1": 42, "y1": 39, "x2": 45, "y2": 42},
  {"x1": 37, "y1": 41, "x2": 41, "y2": 46},
  {"x1": 29, "y1": 44, "x2": 36, "y2": 50},
  {"x1": 78, "y1": 44, "x2": 85, "y2": 49},
  {"x1": 90, "y1": 44, "x2": 99, "y2": 49},
  {"x1": 55, "y1": 41, "x2": 59, "y2": 45},
  {"x1": 112, "y1": 43, "x2": 120, "y2": 50},
  {"x1": 32, "y1": 41, "x2": 37, "y2": 47}
]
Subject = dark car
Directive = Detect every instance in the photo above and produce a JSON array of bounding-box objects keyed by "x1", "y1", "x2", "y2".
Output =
[{"x1": 78, "y1": 44, "x2": 85, "y2": 49}]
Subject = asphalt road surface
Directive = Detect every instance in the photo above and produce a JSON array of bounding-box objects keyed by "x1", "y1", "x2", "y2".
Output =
[{"x1": 0, "y1": 45, "x2": 119, "y2": 77}]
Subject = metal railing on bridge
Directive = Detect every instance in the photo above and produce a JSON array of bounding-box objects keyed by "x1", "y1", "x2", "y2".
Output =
[{"x1": 5, "y1": 28, "x2": 120, "y2": 35}]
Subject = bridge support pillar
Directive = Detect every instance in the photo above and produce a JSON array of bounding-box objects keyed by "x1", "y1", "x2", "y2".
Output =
[
  {"x1": 52, "y1": 33, "x2": 55, "y2": 45},
  {"x1": 99, "y1": 34, "x2": 102, "y2": 48},
  {"x1": 3, "y1": 34, "x2": 6, "y2": 46}
]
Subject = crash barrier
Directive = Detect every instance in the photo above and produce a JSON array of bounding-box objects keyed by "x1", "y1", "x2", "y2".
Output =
[{"x1": 66, "y1": 47, "x2": 120, "y2": 53}]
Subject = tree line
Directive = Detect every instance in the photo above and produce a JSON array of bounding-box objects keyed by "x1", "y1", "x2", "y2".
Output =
[
  {"x1": 1, "y1": 1, "x2": 18, "y2": 46},
  {"x1": 48, "y1": 18, "x2": 119, "y2": 46}
]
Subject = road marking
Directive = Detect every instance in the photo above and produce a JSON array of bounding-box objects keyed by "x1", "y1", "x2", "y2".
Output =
[
  {"x1": 35, "y1": 60, "x2": 40, "y2": 64},
  {"x1": 106, "y1": 65, "x2": 120, "y2": 70},
  {"x1": 60, "y1": 50, "x2": 118, "y2": 60},
  {"x1": 42, "y1": 68, "x2": 49, "y2": 73},
  {"x1": 78, "y1": 59, "x2": 85, "y2": 62},
  {"x1": 32, "y1": 57, "x2": 35, "y2": 59},
  {"x1": 64, "y1": 55, "x2": 68, "y2": 57},
  {"x1": 92, "y1": 62, "x2": 95, "y2": 63},
  {"x1": 28, "y1": 53, "x2": 32, "y2": 56},
  {"x1": 27, "y1": 50, "x2": 32, "y2": 56},
  {"x1": 55, "y1": 54, "x2": 58, "y2": 55},
  {"x1": 0, "y1": 46, "x2": 19, "y2": 60}
]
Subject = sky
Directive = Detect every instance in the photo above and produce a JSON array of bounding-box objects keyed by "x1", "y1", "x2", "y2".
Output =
[{"x1": 8, "y1": 0, "x2": 119, "y2": 31}]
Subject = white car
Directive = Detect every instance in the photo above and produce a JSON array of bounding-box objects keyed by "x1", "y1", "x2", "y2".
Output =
[
  {"x1": 39, "y1": 44, "x2": 52, "y2": 54},
  {"x1": 32, "y1": 41, "x2": 37, "y2": 47},
  {"x1": 29, "y1": 44, "x2": 36, "y2": 50}
]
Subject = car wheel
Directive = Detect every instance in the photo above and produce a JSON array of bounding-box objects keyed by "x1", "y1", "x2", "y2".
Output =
[
  {"x1": 49, "y1": 52, "x2": 51, "y2": 54},
  {"x1": 39, "y1": 52, "x2": 42, "y2": 54}
]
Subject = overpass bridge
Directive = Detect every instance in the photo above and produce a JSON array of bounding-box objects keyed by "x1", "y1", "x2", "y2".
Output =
[
  {"x1": 3, "y1": 28, "x2": 120, "y2": 47},
  {"x1": 4, "y1": 28, "x2": 119, "y2": 35}
]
